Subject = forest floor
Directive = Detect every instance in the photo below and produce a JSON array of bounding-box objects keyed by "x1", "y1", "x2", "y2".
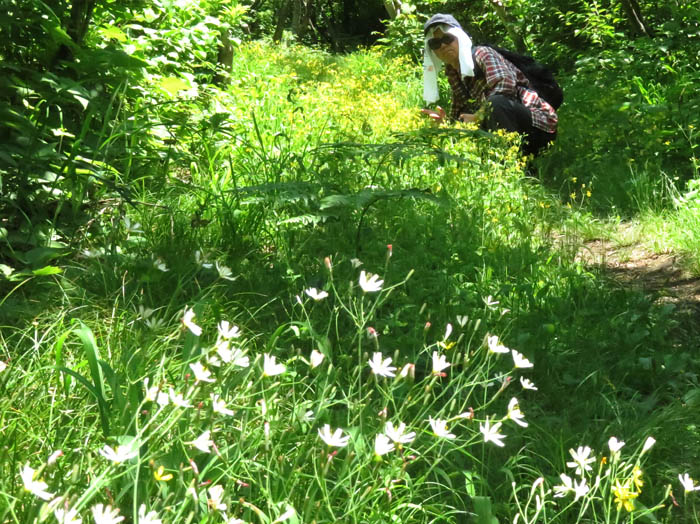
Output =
[{"x1": 576, "y1": 223, "x2": 700, "y2": 319}]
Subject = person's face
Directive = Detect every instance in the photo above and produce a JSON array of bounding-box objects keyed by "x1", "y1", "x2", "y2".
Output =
[{"x1": 429, "y1": 28, "x2": 459, "y2": 64}]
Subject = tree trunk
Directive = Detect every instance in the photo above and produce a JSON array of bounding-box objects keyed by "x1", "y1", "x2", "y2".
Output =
[
  {"x1": 215, "y1": 29, "x2": 234, "y2": 85},
  {"x1": 273, "y1": 2, "x2": 291, "y2": 42},
  {"x1": 292, "y1": 0, "x2": 311, "y2": 39},
  {"x1": 487, "y1": 0, "x2": 527, "y2": 53},
  {"x1": 619, "y1": 0, "x2": 654, "y2": 37},
  {"x1": 68, "y1": 0, "x2": 97, "y2": 45},
  {"x1": 52, "y1": 0, "x2": 96, "y2": 65},
  {"x1": 383, "y1": 0, "x2": 400, "y2": 19}
]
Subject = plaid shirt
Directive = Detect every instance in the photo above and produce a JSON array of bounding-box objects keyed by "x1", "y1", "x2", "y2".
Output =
[{"x1": 445, "y1": 46, "x2": 558, "y2": 134}]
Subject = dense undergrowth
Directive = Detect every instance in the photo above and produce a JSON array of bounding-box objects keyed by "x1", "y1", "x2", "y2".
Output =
[{"x1": 2, "y1": 3, "x2": 700, "y2": 523}]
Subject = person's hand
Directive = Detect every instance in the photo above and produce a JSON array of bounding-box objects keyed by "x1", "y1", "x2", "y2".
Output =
[
  {"x1": 421, "y1": 106, "x2": 446, "y2": 123},
  {"x1": 459, "y1": 113, "x2": 478, "y2": 123}
]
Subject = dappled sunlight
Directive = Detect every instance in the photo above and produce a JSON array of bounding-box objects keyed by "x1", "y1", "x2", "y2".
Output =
[{"x1": 2, "y1": 1, "x2": 700, "y2": 523}]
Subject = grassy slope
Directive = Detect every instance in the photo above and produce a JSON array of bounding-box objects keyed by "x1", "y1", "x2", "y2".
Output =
[{"x1": 1, "y1": 41, "x2": 699, "y2": 523}]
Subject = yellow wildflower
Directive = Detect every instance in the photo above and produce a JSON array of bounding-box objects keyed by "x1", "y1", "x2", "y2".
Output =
[
  {"x1": 154, "y1": 465, "x2": 173, "y2": 482},
  {"x1": 631, "y1": 466, "x2": 644, "y2": 491},
  {"x1": 612, "y1": 480, "x2": 638, "y2": 512}
]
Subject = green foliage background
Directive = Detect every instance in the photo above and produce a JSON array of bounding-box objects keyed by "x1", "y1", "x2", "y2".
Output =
[{"x1": 1, "y1": 0, "x2": 700, "y2": 523}]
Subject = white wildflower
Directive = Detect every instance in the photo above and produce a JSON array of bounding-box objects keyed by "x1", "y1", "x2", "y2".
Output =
[
  {"x1": 431, "y1": 352, "x2": 450, "y2": 375},
  {"x1": 554, "y1": 474, "x2": 589, "y2": 501},
  {"x1": 208, "y1": 484, "x2": 227, "y2": 511},
  {"x1": 641, "y1": 436, "x2": 656, "y2": 454},
  {"x1": 272, "y1": 505, "x2": 297, "y2": 524},
  {"x1": 398, "y1": 362, "x2": 415, "y2": 379},
  {"x1": 54, "y1": 507, "x2": 82, "y2": 524},
  {"x1": 443, "y1": 323, "x2": 453, "y2": 340},
  {"x1": 487, "y1": 335, "x2": 510, "y2": 354},
  {"x1": 214, "y1": 340, "x2": 249, "y2": 368},
  {"x1": 217, "y1": 320, "x2": 241, "y2": 339},
  {"x1": 137, "y1": 505, "x2": 162, "y2": 524},
  {"x1": 483, "y1": 295, "x2": 499, "y2": 307},
  {"x1": 384, "y1": 421, "x2": 416, "y2": 445},
  {"x1": 190, "y1": 430, "x2": 214, "y2": 453},
  {"x1": 359, "y1": 270, "x2": 383, "y2": 293},
  {"x1": 153, "y1": 258, "x2": 169, "y2": 272},
  {"x1": 304, "y1": 288, "x2": 329, "y2": 301},
  {"x1": 511, "y1": 350, "x2": 534, "y2": 369},
  {"x1": 211, "y1": 394, "x2": 235, "y2": 416},
  {"x1": 479, "y1": 419, "x2": 506, "y2": 447},
  {"x1": 98, "y1": 444, "x2": 138, "y2": 463},
  {"x1": 215, "y1": 262, "x2": 236, "y2": 281},
  {"x1": 429, "y1": 417, "x2": 456, "y2": 439},
  {"x1": 374, "y1": 433, "x2": 395, "y2": 456},
  {"x1": 573, "y1": 477, "x2": 590, "y2": 500},
  {"x1": 679, "y1": 473, "x2": 700, "y2": 493},
  {"x1": 182, "y1": 307, "x2": 202, "y2": 336},
  {"x1": 20, "y1": 463, "x2": 54, "y2": 500},
  {"x1": 318, "y1": 424, "x2": 350, "y2": 447},
  {"x1": 566, "y1": 446, "x2": 595, "y2": 476},
  {"x1": 507, "y1": 398, "x2": 528, "y2": 428},
  {"x1": 368, "y1": 352, "x2": 396, "y2": 378},
  {"x1": 553, "y1": 473, "x2": 573, "y2": 498},
  {"x1": 262, "y1": 354, "x2": 285, "y2": 377},
  {"x1": 47, "y1": 450, "x2": 63, "y2": 465},
  {"x1": 143, "y1": 378, "x2": 160, "y2": 402},
  {"x1": 310, "y1": 349, "x2": 325, "y2": 368},
  {"x1": 91, "y1": 504, "x2": 124, "y2": 524},
  {"x1": 608, "y1": 437, "x2": 625, "y2": 454},
  {"x1": 520, "y1": 377, "x2": 538, "y2": 390},
  {"x1": 189, "y1": 362, "x2": 215, "y2": 384},
  {"x1": 169, "y1": 388, "x2": 192, "y2": 408}
]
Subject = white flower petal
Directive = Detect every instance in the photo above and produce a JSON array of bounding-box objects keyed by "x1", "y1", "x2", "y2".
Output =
[
  {"x1": 318, "y1": 424, "x2": 350, "y2": 447},
  {"x1": 359, "y1": 271, "x2": 384, "y2": 293},
  {"x1": 368, "y1": 352, "x2": 396, "y2": 378}
]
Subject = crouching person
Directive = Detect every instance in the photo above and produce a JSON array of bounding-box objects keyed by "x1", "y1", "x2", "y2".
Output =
[{"x1": 421, "y1": 14, "x2": 557, "y2": 157}]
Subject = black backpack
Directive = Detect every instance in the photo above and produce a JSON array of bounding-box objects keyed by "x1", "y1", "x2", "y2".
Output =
[{"x1": 474, "y1": 45, "x2": 564, "y2": 110}]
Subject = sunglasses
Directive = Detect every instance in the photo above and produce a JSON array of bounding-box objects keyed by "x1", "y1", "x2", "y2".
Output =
[{"x1": 428, "y1": 33, "x2": 455, "y2": 50}]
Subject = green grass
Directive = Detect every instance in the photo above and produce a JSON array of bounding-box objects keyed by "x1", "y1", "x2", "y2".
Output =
[{"x1": 2, "y1": 40, "x2": 700, "y2": 524}]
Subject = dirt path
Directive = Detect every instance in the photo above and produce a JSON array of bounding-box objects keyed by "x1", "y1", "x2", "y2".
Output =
[{"x1": 576, "y1": 225, "x2": 700, "y2": 315}]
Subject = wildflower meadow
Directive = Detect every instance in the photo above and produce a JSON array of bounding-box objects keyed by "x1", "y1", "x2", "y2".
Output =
[{"x1": 2, "y1": 1, "x2": 700, "y2": 523}]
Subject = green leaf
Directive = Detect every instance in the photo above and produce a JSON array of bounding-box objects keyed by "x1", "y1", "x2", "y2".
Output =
[
  {"x1": 472, "y1": 496, "x2": 499, "y2": 524},
  {"x1": 32, "y1": 266, "x2": 62, "y2": 276},
  {"x1": 464, "y1": 471, "x2": 476, "y2": 497},
  {"x1": 159, "y1": 76, "x2": 190, "y2": 96},
  {"x1": 99, "y1": 25, "x2": 128, "y2": 42},
  {"x1": 54, "y1": 330, "x2": 72, "y2": 395},
  {"x1": 23, "y1": 247, "x2": 67, "y2": 266},
  {"x1": 634, "y1": 502, "x2": 662, "y2": 524},
  {"x1": 74, "y1": 321, "x2": 110, "y2": 436},
  {"x1": 67, "y1": 88, "x2": 89, "y2": 110}
]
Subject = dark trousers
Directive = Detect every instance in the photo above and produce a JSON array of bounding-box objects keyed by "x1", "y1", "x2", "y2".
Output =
[{"x1": 483, "y1": 94, "x2": 556, "y2": 157}]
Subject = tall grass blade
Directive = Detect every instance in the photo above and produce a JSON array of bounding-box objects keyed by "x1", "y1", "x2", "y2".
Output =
[{"x1": 73, "y1": 320, "x2": 111, "y2": 436}]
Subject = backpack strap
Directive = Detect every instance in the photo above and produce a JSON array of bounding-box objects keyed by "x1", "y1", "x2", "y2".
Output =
[{"x1": 471, "y1": 47, "x2": 483, "y2": 79}]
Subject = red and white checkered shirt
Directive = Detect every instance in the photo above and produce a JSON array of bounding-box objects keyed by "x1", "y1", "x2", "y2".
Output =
[{"x1": 445, "y1": 46, "x2": 558, "y2": 134}]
